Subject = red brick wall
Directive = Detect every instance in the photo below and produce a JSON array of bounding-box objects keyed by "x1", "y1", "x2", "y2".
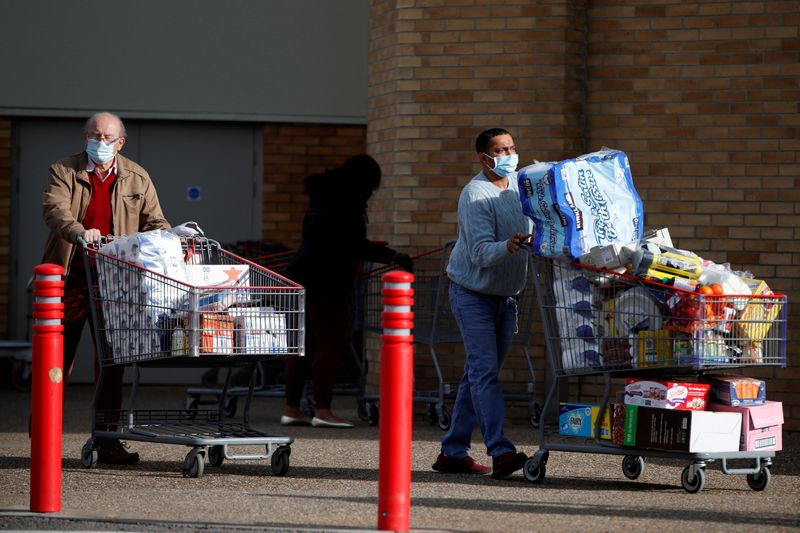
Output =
[{"x1": 262, "y1": 123, "x2": 367, "y2": 247}]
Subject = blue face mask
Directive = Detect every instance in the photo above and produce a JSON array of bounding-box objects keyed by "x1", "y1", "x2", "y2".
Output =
[
  {"x1": 485, "y1": 153, "x2": 519, "y2": 178},
  {"x1": 86, "y1": 139, "x2": 116, "y2": 165}
]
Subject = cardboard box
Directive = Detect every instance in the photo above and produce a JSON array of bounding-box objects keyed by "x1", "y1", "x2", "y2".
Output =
[
  {"x1": 230, "y1": 307, "x2": 289, "y2": 354},
  {"x1": 710, "y1": 401, "x2": 783, "y2": 452},
  {"x1": 633, "y1": 330, "x2": 672, "y2": 368},
  {"x1": 704, "y1": 374, "x2": 766, "y2": 406},
  {"x1": 624, "y1": 378, "x2": 710, "y2": 411},
  {"x1": 559, "y1": 403, "x2": 611, "y2": 439},
  {"x1": 186, "y1": 264, "x2": 250, "y2": 310},
  {"x1": 200, "y1": 313, "x2": 234, "y2": 354},
  {"x1": 736, "y1": 279, "x2": 782, "y2": 342},
  {"x1": 621, "y1": 404, "x2": 741, "y2": 452}
]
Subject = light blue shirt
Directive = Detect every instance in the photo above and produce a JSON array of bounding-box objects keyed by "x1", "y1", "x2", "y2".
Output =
[{"x1": 447, "y1": 171, "x2": 533, "y2": 296}]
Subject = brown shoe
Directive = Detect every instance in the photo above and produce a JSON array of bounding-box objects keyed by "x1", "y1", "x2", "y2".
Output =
[
  {"x1": 432, "y1": 452, "x2": 490, "y2": 475},
  {"x1": 97, "y1": 441, "x2": 140, "y2": 465},
  {"x1": 491, "y1": 451, "x2": 527, "y2": 479}
]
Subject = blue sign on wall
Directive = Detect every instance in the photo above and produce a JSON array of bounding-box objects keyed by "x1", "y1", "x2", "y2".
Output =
[{"x1": 186, "y1": 186, "x2": 202, "y2": 201}]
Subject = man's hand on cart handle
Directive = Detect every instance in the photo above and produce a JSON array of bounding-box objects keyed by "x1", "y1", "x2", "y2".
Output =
[
  {"x1": 77, "y1": 228, "x2": 102, "y2": 244},
  {"x1": 507, "y1": 233, "x2": 532, "y2": 255}
]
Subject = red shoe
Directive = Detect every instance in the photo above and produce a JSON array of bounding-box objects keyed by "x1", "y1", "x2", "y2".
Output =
[
  {"x1": 432, "y1": 452, "x2": 490, "y2": 475},
  {"x1": 491, "y1": 451, "x2": 527, "y2": 479}
]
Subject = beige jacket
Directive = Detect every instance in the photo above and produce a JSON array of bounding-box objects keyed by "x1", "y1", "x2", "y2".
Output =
[{"x1": 41, "y1": 152, "x2": 170, "y2": 275}]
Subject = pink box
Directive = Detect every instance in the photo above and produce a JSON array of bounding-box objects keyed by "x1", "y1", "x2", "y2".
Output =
[{"x1": 710, "y1": 401, "x2": 783, "y2": 452}]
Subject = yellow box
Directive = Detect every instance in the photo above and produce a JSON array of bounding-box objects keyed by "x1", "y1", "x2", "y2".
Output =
[
  {"x1": 735, "y1": 279, "x2": 782, "y2": 341},
  {"x1": 636, "y1": 330, "x2": 672, "y2": 368}
]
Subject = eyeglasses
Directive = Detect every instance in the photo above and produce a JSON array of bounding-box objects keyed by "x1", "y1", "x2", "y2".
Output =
[{"x1": 87, "y1": 132, "x2": 122, "y2": 143}]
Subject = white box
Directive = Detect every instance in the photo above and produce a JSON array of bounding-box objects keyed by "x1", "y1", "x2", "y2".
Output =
[{"x1": 230, "y1": 307, "x2": 288, "y2": 354}]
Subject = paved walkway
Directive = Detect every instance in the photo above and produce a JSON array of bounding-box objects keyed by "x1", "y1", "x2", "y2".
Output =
[{"x1": 1, "y1": 385, "x2": 799, "y2": 532}]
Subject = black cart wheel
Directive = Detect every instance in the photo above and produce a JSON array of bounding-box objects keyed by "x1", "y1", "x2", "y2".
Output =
[
  {"x1": 437, "y1": 406, "x2": 451, "y2": 431},
  {"x1": 183, "y1": 396, "x2": 199, "y2": 419},
  {"x1": 183, "y1": 449, "x2": 205, "y2": 478},
  {"x1": 223, "y1": 396, "x2": 238, "y2": 418},
  {"x1": 208, "y1": 445, "x2": 225, "y2": 467},
  {"x1": 81, "y1": 440, "x2": 98, "y2": 469},
  {"x1": 622, "y1": 455, "x2": 645, "y2": 480},
  {"x1": 746, "y1": 466, "x2": 771, "y2": 492},
  {"x1": 529, "y1": 402, "x2": 542, "y2": 428},
  {"x1": 426, "y1": 404, "x2": 438, "y2": 425},
  {"x1": 681, "y1": 465, "x2": 705, "y2": 494},
  {"x1": 271, "y1": 445, "x2": 291, "y2": 476},
  {"x1": 523, "y1": 457, "x2": 546, "y2": 484},
  {"x1": 366, "y1": 402, "x2": 379, "y2": 426}
]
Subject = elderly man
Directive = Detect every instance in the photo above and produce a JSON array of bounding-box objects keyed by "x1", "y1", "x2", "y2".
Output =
[{"x1": 41, "y1": 112, "x2": 170, "y2": 464}]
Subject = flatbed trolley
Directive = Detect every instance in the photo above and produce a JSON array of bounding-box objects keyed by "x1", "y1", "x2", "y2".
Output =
[
  {"x1": 523, "y1": 255, "x2": 787, "y2": 493},
  {"x1": 183, "y1": 248, "x2": 367, "y2": 418},
  {"x1": 80, "y1": 235, "x2": 304, "y2": 478},
  {"x1": 358, "y1": 241, "x2": 541, "y2": 430}
]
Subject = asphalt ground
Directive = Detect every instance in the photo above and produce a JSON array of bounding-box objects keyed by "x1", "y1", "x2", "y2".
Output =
[{"x1": 1, "y1": 384, "x2": 799, "y2": 532}]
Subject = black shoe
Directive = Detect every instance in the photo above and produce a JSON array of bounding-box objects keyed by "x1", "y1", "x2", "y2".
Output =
[
  {"x1": 491, "y1": 451, "x2": 527, "y2": 479},
  {"x1": 97, "y1": 441, "x2": 140, "y2": 465}
]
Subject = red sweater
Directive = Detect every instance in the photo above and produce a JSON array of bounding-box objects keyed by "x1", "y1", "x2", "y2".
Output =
[{"x1": 82, "y1": 170, "x2": 116, "y2": 236}]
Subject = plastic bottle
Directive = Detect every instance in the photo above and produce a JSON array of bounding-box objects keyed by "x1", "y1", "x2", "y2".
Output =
[{"x1": 632, "y1": 246, "x2": 703, "y2": 280}]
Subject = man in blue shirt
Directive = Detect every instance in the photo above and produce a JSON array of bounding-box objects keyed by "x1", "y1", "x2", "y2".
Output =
[{"x1": 432, "y1": 128, "x2": 533, "y2": 479}]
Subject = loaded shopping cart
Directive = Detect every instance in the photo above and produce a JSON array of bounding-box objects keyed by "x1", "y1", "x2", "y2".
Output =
[
  {"x1": 183, "y1": 247, "x2": 367, "y2": 418},
  {"x1": 358, "y1": 241, "x2": 541, "y2": 429},
  {"x1": 523, "y1": 255, "x2": 787, "y2": 493},
  {"x1": 80, "y1": 233, "x2": 304, "y2": 478}
]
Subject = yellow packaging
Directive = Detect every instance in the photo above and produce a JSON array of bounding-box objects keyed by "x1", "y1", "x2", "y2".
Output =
[
  {"x1": 735, "y1": 279, "x2": 782, "y2": 341},
  {"x1": 636, "y1": 330, "x2": 672, "y2": 368}
]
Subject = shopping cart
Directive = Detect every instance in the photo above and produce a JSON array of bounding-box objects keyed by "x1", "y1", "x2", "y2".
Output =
[
  {"x1": 80, "y1": 234, "x2": 304, "y2": 478},
  {"x1": 184, "y1": 247, "x2": 367, "y2": 419},
  {"x1": 358, "y1": 241, "x2": 541, "y2": 430},
  {"x1": 523, "y1": 255, "x2": 788, "y2": 493}
]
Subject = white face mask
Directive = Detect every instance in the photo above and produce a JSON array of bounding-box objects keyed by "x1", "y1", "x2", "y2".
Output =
[
  {"x1": 485, "y1": 153, "x2": 519, "y2": 178},
  {"x1": 86, "y1": 139, "x2": 116, "y2": 164}
]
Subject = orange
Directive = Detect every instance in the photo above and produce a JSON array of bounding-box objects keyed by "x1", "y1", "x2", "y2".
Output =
[
  {"x1": 710, "y1": 283, "x2": 724, "y2": 295},
  {"x1": 696, "y1": 285, "x2": 714, "y2": 296}
]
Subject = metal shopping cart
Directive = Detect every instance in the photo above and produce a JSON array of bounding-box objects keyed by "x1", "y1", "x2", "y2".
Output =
[
  {"x1": 358, "y1": 241, "x2": 541, "y2": 430},
  {"x1": 523, "y1": 255, "x2": 788, "y2": 493},
  {"x1": 80, "y1": 234, "x2": 304, "y2": 478},
  {"x1": 184, "y1": 247, "x2": 367, "y2": 419}
]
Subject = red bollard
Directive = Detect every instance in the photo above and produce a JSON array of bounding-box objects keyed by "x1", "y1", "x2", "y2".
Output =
[
  {"x1": 377, "y1": 270, "x2": 414, "y2": 532},
  {"x1": 29, "y1": 264, "x2": 65, "y2": 513}
]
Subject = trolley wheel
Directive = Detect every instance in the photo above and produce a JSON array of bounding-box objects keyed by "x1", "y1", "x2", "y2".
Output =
[
  {"x1": 208, "y1": 445, "x2": 225, "y2": 467},
  {"x1": 357, "y1": 398, "x2": 369, "y2": 422},
  {"x1": 81, "y1": 440, "x2": 98, "y2": 469},
  {"x1": 681, "y1": 465, "x2": 705, "y2": 494},
  {"x1": 529, "y1": 402, "x2": 542, "y2": 429},
  {"x1": 523, "y1": 457, "x2": 546, "y2": 484},
  {"x1": 621, "y1": 455, "x2": 645, "y2": 480},
  {"x1": 426, "y1": 404, "x2": 438, "y2": 425},
  {"x1": 437, "y1": 405, "x2": 451, "y2": 431},
  {"x1": 365, "y1": 402, "x2": 379, "y2": 426},
  {"x1": 183, "y1": 449, "x2": 205, "y2": 478},
  {"x1": 183, "y1": 396, "x2": 199, "y2": 419},
  {"x1": 270, "y1": 445, "x2": 291, "y2": 476},
  {"x1": 223, "y1": 396, "x2": 238, "y2": 418},
  {"x1": 746, "y1": 466, "x2": 771, "y2": 492}
]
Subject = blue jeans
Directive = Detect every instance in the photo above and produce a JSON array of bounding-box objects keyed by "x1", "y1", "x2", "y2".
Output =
[{"x1": 441, "y1": 282, "x2": 518, "y2": 459}]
